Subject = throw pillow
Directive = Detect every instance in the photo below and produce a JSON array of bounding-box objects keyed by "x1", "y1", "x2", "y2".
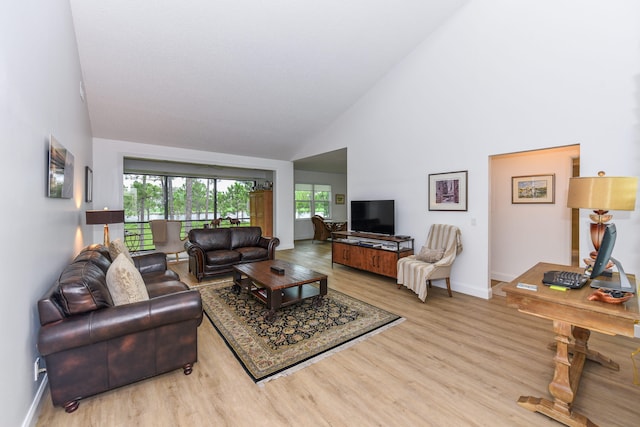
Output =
[
  {"x1": 106, "y1": 253, "x2": 149, "y2": 305},
  {"x1": 109, "y1": 238, "x2": 134, "y2": 264},
  {"x1": 416, "y1": 246, "x2": 445, "y2": 263}
]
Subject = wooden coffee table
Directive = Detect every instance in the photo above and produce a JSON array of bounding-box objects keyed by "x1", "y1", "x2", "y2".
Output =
[{"x1": 232, "y1": 259, "x2": 328, "y2": 322}]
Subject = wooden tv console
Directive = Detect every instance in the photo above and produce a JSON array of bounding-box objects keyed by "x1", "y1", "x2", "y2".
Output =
[{"x1": 331, "y1": 231, "x2": 414, "y2": 278}]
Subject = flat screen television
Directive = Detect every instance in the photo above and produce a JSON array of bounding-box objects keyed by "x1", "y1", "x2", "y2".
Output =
[{"x1": 350, "y1": 200, "x2": 395, "y2": 236}]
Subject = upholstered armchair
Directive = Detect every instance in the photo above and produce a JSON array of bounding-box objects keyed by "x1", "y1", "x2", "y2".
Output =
[
  {"x1": 150, "y1": 220, "x2": 186, "y2": 261},
  {"x1": 311, "y1": 215, "x2": 333, "y2": 242},
  {"x1": 397, "y1": 224, "x2": 463, "y2": 301}
]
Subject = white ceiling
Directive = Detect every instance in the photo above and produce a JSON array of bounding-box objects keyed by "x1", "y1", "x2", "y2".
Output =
[{"x1": 69, "y1": 0, "x2": 466, "y2": 166}]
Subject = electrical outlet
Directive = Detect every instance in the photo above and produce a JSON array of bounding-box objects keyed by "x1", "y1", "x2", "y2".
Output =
[
  {"x1": 33, "y1": 357, "x2": 46, "y2": 381},
  {"x1": 34, "y1": 357, "x2": 40, "y2": 381}
]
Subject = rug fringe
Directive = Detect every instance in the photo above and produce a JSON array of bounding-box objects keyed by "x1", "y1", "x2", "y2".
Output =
[{"x1": 256, "y1": 317, "x2": 406, "y2": 386}]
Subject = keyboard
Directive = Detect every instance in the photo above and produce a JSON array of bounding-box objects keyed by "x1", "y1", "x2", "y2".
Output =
[{"x1": 542, "y1": 270, "x2": 589, "y2": 289}]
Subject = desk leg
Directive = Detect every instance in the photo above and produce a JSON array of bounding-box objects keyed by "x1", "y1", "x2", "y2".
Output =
[
  {"x1": 517, "y1": 321, "x2": 597, "y2": 426},
  {"x1": 547, "y1": 335, "x2": 619, "y2": 371}
]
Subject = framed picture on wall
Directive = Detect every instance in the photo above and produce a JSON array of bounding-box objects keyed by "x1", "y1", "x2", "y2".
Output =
[
  {"x1": 428, "y1": 170, "x2": 468, "y2": 211},
  {"x1": 47, "y1": 135, "x2": 74, "y2": 199},
  {"x1": 335, "y1": 194, "x2": 345, "y2": 204},
  {"x1": 511, "y1": 174, "x2": 555, "y2": 204}
]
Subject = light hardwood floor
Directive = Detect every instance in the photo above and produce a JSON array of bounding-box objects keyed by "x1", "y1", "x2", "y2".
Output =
[{"x1": 36, "y1": 241, "x2": 639, "y2": 426}]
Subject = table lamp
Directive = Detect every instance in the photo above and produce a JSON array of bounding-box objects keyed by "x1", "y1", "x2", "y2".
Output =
[
  {"x1": 86, "y1": 208, "x2": 125, "y2": 246},
  {"x1": 567, "y1": 171, "x2": 637, "y2": 265}
]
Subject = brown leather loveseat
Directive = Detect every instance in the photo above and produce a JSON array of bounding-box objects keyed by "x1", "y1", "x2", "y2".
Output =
[
  {"x1": 37, "y1": 244, "x2": 203, "y2": 413},
  {"x1": 185, "y1": 226, "x2": 279, "y2": 281}
]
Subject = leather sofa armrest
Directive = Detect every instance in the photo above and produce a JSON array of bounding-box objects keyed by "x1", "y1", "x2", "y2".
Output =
[
  {"x1": 185, "y1": 240, "x2": 205, "y2": 262},
  {"x1": 184, "y1": 239, "x2": 200, "y2": 253},
  {"x1": 259, "y1": 236, "x2": 280, "y2": 259},
  {"x1": 38, "y1": 290, "x2": 203, "y2": 356},
  {"x1": 133, "y1": 252, "x2": 168, "y2": 274}
]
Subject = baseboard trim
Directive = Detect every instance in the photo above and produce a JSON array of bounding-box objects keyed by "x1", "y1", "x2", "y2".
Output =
[{"x1": 22, "y1": 374, "x2": 48, "y2": 427}]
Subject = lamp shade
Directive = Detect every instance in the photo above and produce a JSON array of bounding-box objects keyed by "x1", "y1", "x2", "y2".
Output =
[
  {"x1": 567, "y1": 176, "x2": 637, "y2": 211},
  {"x1": 86, "y1": 209, "x2": 125, "y2": 225}
]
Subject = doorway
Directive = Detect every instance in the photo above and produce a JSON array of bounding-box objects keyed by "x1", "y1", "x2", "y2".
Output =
[{"x1": 489, "y1": 145, "x2": 580, "y2": 285}]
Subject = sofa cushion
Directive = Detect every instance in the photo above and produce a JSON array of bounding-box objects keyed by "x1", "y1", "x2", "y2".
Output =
[
  {"x1": 205, "y1": 249, "x2": 242, "y2": 266},
  {"x1": 189, "y1": 228, "x2": 231, "y2": 251},
  {"x1": 235, "y1": 246, "x2": 268, "y2": 261},
  {"x1": 57, "y1": 261, "x2": 113, "y2": 316},
  {"x1": 141, "y1": 269, "x2": 180, "y2": 286},
  {"x1": 109, "y1": 238, "x2": 134, "y2": 264},
  {"x1": 230, "y1": 227, "x2": 262, "y2": 249},
  {"x1": 106, "y1": 254, "x2": 150, "y2": 306},
  {"x1": 146, "y1": 280, "x2": 190, "y2": 298}
]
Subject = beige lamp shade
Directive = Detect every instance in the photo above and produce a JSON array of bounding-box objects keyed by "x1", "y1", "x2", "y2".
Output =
[{"x1": 567, "y1": 175, "x2": 637, "y2": 211}]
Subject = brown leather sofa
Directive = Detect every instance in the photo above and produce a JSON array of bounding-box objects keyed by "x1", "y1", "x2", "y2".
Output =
[
  {"x1": 185, "y1": 226, "x2": 279, "y2": 281},
  {"x1": 37, "y1": 244, "x2": 203, "y2": 413}
]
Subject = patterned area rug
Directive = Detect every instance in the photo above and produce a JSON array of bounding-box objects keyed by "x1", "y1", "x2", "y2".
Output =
[{"x1": 199, "y1": 281, "x2": 403, "y2": 384}]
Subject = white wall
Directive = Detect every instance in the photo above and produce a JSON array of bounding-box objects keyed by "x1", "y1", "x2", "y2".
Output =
[
  {"x1": 91, "y1": 139, "x2": 296, "y2": 250},
  {"x1": 294, "y1": 169, "x2": 347, "y2": 240},
  {"x1": 490, "y1": 145, "x2": 580, "y2": 282},
  {"x1": 1, "y1": 1, "x2": 93, "y2": 426},
  {"x1": 299, "y1": 0, "x2": 640, "y2": 299}
]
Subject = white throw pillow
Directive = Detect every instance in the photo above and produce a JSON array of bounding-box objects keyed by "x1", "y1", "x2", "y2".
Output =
[
  {"x1": 415, "y1": 246, "x2": 445, "y2": 263},
  {"x1": 109, "y1": 238, "x2": 134, "y2": 264},
  {"x1": 106, "y1": 253, "x2": 149, "y2": 305}
]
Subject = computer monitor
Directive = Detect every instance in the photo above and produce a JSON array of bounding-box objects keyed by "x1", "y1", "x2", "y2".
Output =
[{"x1": 589, "y1": 223, "x2": 635, "y2": 293}]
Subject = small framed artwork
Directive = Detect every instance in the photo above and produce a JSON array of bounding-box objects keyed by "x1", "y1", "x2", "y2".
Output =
[
  {"x1": 335, "y1": 194, "x2": 345, "y2": 204},
  {"x1": 512, "y1": 174, "x2": 555, "y2": 204},
  {"x1": 47, "y1": 135, "x2": 74, "y2": 199},
  {"x1": 85, "y1": 166, "x2": 93, "y2": 203},
  {"x1": 428, "y1": 170, "x2": 468, "y2": 211}
]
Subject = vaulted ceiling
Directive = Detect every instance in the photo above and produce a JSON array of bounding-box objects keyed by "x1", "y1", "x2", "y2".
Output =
[{"x1": 69, "y1": 1, "x2": 467, "y2": 166}]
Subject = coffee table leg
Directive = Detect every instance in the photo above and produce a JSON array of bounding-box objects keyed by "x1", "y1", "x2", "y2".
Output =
[
  {"x1": 313, "y1": 278, "x2": 328, "y2": 307},
  {"x1": 232, "y1": 270, "x2": 241, "y2": 294},
  {"x1": 264, "y1": 289, "x2": 282, "y2": 322}
]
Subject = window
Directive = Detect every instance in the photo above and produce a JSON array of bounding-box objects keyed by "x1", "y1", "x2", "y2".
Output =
[
  {"x1": 295, "y1": 183, "x2": 331, "y2": 219},
  {"x1": 124, "y1": 174, "x2": 253, "y2": 222},
  {"x1": 123, "y1": 174, "x2": 253, "y2": 251}
]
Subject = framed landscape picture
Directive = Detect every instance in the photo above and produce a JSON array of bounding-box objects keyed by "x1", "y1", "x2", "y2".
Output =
[
  {"x1": 512, "y1": 174, "x2": 555, "y2": 204},
  {"x1": 428, "y1": 170, "x2": 468, "y2": 211}
]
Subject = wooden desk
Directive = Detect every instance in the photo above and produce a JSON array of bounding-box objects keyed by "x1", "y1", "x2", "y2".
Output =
[{"x1": 504, "y1": 262, "x2": 639, "y2": 427}]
